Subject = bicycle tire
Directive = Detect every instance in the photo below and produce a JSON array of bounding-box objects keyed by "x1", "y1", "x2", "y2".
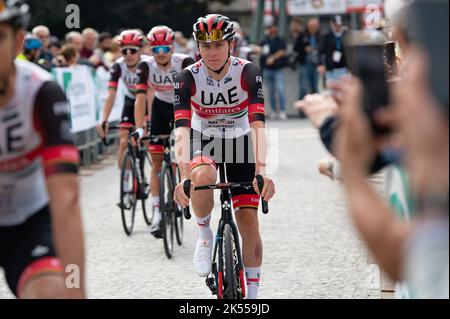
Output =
[
  {"x1": 223, "y1": 224, "x2": 239, "y2": 299},
  {"x1": 173, "y1": 164, "x2": 184, "y2": 246},
  {"x1": 120, "y1": 151, "x2": 137, "y2": 236},
  {"x1": 160, "y1": 162, "x2": 175, "y2": 259},
  {"x1": 141, "y1": 151, "x2": 153, "y2": 226}
]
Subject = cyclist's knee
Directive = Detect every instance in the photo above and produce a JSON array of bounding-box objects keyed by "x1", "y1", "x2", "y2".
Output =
[
  {"x1": 191, "y1": 166, "x2": 216, "y2": 186},
  {"x1": 21, "y1": 275, "x2": 67, "y2": 299}
]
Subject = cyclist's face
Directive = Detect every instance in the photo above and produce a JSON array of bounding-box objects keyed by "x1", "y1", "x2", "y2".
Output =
[
  {"x1": 0, "y1": 24, "x2": 23, "y2": 80},
  {"x1": 198, "y1": 40, "x2": 232, "y2": 70},
  {"x1": 152, "y1": 46, "x2": 174, "y2": 66},
  {"x1": 122, "y1": 47, "x2": 141, "y2": 67}
]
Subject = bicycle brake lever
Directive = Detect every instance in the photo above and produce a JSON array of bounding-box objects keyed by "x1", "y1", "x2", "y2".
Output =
[
  {"x1": 256, "y1": 175, "x2": 269, "y2": 214},
  {"x1": 183, "y1": 179, "x2": 192, "y2": 220}
]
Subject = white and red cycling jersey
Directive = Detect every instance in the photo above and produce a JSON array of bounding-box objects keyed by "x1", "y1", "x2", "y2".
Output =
[
  {"x1": 135, "y1": 53, "x2": 195, "y2": 104},
  {"x1": 0, "y1": 60, "x2": 79, "y2": 226},
  {"x1": 108, "y1": 55, "x2": 152, "y2": 99},
  {"x1": 174, "y1": 57, "x2": 265, "y2": 139}
]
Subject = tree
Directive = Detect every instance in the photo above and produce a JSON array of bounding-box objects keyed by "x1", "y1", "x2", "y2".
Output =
[{"x1": 27, "y1": 0, "x2": 216, "y2": 38}]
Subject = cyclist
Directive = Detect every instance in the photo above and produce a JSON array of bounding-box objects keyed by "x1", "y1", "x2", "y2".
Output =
[
  {"x1": 172, "y1": 14, "x2": 275, "y2": 299},
  {"x1": 0, "y1": 0, "x2": 85, "y2": 298},
  {"x1": 135, "y1": 25, "x2": 195, "y2": 237},
  {"x1": 96, "y1": 29, "x2": 151, "y2": 203}
]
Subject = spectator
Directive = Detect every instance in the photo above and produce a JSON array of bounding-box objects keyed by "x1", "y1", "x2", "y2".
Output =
[
  {"x1": 55, "y1": 44, "x2": 80, "y2": 67},
  {"x1": 294, "y1": 17, "x2": 321, "y2": 117},
  {"x1": 318, "y1": 15, "x2": 349, "y2": 86},
  {"x1": 104, "y1": 36, "x2": 122, "y2": 67},
  {"x1": 65, "y1": 31, "x2": 83, "y2": 53},
  {"x1": 49, "y1": 36, "x2": 62, "y2": 58},
  {"x1": 31, "y1": 25, "x2": 53, "y2": 65},
  {"x1": 255, "y1": 16, "x2": 289, "y2": 120},
  {"x1": 17, "y1": 33, "x2": 42, "y2": 63},
  {"x1": 80, "y1": 27, "x2": 99, "y2": 59},
  {"x1": 173, "y1": 31, "x2": 190, "y2": 55}
]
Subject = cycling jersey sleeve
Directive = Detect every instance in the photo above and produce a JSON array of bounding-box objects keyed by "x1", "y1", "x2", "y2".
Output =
[
  {"x1": 34, "y1": 81, "x2": 79, "y2": 177},
  {"x1": 182, "y1": 57, "x2": 196, "y2": 69},
  {"x1": 108, "y1": 63, "x2": 121, "y2": 91},
  {"x1": 136, "y1": 61, "x2": 150, "y2": 95},
  {"x1": 174, "y1": 69, "x2": 195, "y2": 129},
  {"x1": 242, "y1": 63, "x2": 265, "y2": 124}
]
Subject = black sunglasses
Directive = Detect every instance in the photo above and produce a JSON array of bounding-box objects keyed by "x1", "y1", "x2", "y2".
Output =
[{"x1": 121, "y1": 48, "x2": 139, "y2": 55}]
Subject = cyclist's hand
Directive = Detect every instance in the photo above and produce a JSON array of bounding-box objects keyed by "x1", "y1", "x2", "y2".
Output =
[
  {"x1": 174, "y1": 179, "x2": 195, "y2": 208},
  {"x1": 133, "y1": 128, "x2": 145, "y2": 142},
  {"x1": 96, "y1": 121, "x2": 108, "y2": 138},
  {"x1": 253, "y1": 175, "x2": 275, "y2": 202}
]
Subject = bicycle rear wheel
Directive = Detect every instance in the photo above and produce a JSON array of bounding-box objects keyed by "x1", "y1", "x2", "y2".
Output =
[
  {"x1": 120, "y1": 151, "x2": 137, "y2": 236},
  {"x1": 160, "y1": 162, "x2": 175, "y2": 259},
  {"x1": 141, "y1": 151, "x2": 153, "y2": 226},
  {"x1": 222, "y1": 224, "x2": 241, "y2": 299}
]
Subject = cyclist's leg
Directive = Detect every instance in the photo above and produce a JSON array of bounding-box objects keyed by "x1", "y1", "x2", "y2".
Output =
[
  {"x1": 118, "y1": 96, "x2": 135, "y2": 169},
  {"x1": 190, "y1": 132, "x2": 218, "y2": 277},
  {"x1": 3, "y1": 206, "x2": 69, "y2": 299},
  {"x1": 149, "y1": 98, "x2": 174, "y2": 228},
  {"x1": 226, "y1": 135, "x2": 262, "y2": 299}
]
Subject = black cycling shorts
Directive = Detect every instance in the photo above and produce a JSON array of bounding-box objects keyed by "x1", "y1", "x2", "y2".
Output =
[
  {"x1": 149, "y1": 97, "x2": 174, "y2": 155},
  {"x1": 0, "y1": 205, "x2": 62, "y2": 298},
  {"x1": 189, "y1": 130, "x2": 260, "y2": 211}
]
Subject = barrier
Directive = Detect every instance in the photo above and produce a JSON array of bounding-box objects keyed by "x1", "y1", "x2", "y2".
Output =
[{"x1": 52, "y1": 65, "x2": 126, "y2": 166}]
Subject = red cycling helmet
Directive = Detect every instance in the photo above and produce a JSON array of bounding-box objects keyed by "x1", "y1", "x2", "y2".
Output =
[
  {"x1": 147, "y1": 25, "x2": 175, "y2": 46},
  {"x1": 193, "y1": 14, "x2": 235, "y2": 43},
  {"x1": 118, "y1": 29, "x2": 144, "y2": 47}
]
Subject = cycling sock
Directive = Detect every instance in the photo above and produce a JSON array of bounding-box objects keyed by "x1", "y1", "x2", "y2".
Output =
[
  {"x1": 245, "y1": 267, "x2": 261, "y2": 299},
  {"x1": 123, "y1": 170, "x2": 132, "y2": 192},
  {"x1": 153, "y1": 196, "x2": 161, "y2": 224},
  {"x1": 195, "y1": 214, "x2": 213, "y2": 240}
]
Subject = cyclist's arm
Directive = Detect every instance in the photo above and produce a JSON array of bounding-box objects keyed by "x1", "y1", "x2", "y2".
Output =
[
  {"x1": 243, "y1": 63, "x2": 267, "y2": 176},
  {"x1": 182, "y1": 56, "x2": 196, "y2": 69},
  {"x1": 101, "y1": 63, "x2": 121, "y2": 122},
  {"x1": 35, "y1": 81, "x2": 86, "y2": 298},
  {"x1": 174, "y1": 69, "x2": 194, "y2": 180},
  {"x1": 135, "y1": 61, "x2": 150, "y2": 128}
]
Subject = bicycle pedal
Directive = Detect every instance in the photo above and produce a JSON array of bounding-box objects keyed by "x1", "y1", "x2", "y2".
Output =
[{"x1": 205, "y1": 277, "x2": 217, "y2": 295}]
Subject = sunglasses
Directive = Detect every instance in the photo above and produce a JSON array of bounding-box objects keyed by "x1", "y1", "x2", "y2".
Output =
[
  {"x1": 194, "y1": 29, "x2": 224, "y2": 42},
  {"x1": 121, "y1": 47, "x2": 139, "y2": 55},
  {"x1": 151, "y1": 46, "x2": 172, "y2": 54}
]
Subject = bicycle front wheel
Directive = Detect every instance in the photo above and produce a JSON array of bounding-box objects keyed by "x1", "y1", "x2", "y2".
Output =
[
  {"x1": 120, "y1": 151, "x2": 137, "y2": 236},
  {"x1": 141, "y1": 151, "x2": 153, "y2": 226},
  {"x1": 222, "y1": 224, "x2": 242, "y2": 299},
  {"x1": 160, "y1": 162, "x2": 175, "y2": 259},
  {"x1": 173, "y1": 164, "x2": 184, "y2": 246}
]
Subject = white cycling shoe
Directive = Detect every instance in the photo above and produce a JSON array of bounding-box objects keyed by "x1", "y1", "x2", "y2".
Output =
[{"x1": 193, "y1": 234, "x2": 214, "y2": 277}]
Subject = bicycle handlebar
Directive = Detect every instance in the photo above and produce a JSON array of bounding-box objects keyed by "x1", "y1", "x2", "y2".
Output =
[{"x1": 182, "y1": 175, "x2": 269, "y2": 219}]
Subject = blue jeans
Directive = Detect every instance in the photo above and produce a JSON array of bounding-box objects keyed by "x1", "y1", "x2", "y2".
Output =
[
  {"x1": 263, "y1": 68, "x2": 286, "y2": 112},
  {"x1": 299, "y1": 63, "x2": 319, "y2": 100},
  {"x1": 326, "y1": 68, "x2": 348, "y2": 85}
]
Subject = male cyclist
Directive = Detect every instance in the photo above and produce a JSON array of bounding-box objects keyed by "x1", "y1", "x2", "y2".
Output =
[
  {"x1": 173, "y1": 14, "x2": 275, "y2": 299},
  {"x1": 0, "y1": 0, "x2": 85, "y2": 298},
  {"x1": 135, "y1": 25, "x2": 195, "y2": 237},
  {"x1": 96, "y1": 30, "x2": 151, "y2": 204}
]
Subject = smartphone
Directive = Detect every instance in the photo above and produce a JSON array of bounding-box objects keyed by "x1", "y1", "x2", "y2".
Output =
[
  {"x1": 384, "y1": 41, "x2": 398, "y2": 77},
  {"x1": 405, "y1": 0, "x2": 449, "y2": 114},
  {"x1": 345, "y1": 30, "x2": 392, "y2": 135}
]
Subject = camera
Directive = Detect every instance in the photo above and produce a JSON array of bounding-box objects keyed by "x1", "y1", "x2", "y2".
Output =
[{"x1": 345, "y1": 30, "x2": 392, "y2": 136}]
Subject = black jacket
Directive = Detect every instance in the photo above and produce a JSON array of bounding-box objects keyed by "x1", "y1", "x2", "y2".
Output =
[
  {"x1": 294, "y1": 31, "x2": 321, "y2": 65},
  {"x1": 319, "y1": 30, "x2": 348, "y2": 71}
]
